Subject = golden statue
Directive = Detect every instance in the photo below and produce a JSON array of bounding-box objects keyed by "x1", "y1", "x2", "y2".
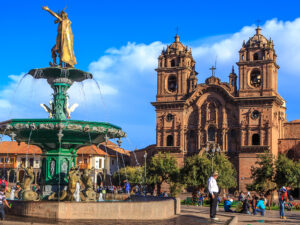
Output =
[{"x1": 42, "y1": 6, "x2": 77, "y2": 68}]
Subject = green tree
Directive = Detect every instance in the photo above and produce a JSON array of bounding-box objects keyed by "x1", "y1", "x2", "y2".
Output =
[
  {"x1": 248, "y1": 152, "x2": 276, "y2": 192},
  {"x1": 112, "y1": 166, "x2": 143, "y2": 186},
  {"x1": 275, "y1": 154, "x2": 300, "y2": 188},
  {"x1": 180, "y1": 154, "x2": 211, "y2": 189},
  {"x1": 147, "y1": 152, "x2": 179, "y2": 194},
  {"x1": 213, "y1": 153, "x2": 237, "y2": 189}
]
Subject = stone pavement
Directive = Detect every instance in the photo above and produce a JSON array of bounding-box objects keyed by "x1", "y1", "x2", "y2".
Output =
[
  {"x1": 181, "y1": 205, "x2": 300, "y2": 225},
  {"x1": 0, "y1": 205, "x2": 299, "y2": 225}
]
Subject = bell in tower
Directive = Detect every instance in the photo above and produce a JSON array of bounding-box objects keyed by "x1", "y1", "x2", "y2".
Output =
[{"x1": 237, "y1": 26, "x2": 279, "y2": 97}]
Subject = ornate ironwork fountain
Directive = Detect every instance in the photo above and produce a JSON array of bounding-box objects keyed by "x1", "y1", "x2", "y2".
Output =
[{"x1": 0, "y1": 6, "x2": 126, "y2": 198}]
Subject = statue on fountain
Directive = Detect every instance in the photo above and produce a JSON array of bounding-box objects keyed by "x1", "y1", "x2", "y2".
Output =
[
  {"x1": 42, "y1": 6, "x2": 77, "y2": 68},
  {"x1": 20, "y1": 166, "x2": 40, "y2": 201},
  {"x1": 81, "y1": 168, "x2": 97, "y2": 201}
]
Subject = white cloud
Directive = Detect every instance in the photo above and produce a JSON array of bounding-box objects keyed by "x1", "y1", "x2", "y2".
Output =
[{"x1": 1, "y1": 18, "x2": 300, "y2": 147}]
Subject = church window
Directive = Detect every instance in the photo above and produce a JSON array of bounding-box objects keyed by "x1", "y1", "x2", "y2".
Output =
[
  {"x1": 168, "y1": 75, "x2": 177, "y2": 92},
  {"x1": 166, "y1": 114, "x2": 173, "y2": 122},
  {"x1": 253, "y1": 53, "x2": 259, "y2": 60},
  {"x1": 250, "y1": 69, "x2": 261, "y2": 87},
  {"x1": 171, "y1": 59, "x2": 176, "y2": 67},
  {"x1": 252, "y1": 134, "x2": 260, "y2": 145},
  {"x1": 208, "y1": 127, "x2": 215, "y2": 142},
  {"x1": 167, "y1": 135, "x2": 174, "y2": 146}
]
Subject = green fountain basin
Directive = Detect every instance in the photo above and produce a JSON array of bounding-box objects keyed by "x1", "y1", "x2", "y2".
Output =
[{"x1": 0, "y1": 119, "x2": 126, "y2": 150}]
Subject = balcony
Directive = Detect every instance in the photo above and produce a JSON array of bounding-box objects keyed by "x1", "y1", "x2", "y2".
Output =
[
  {"x1": 0, "y1": 163, "x2": 15, "y2": 169},
  {"x1": 78, "y1": 164, "x2": 89, "y2": 169},
  {"x1": 240, "y1": 145, "x2": 269, "y2": 153}
]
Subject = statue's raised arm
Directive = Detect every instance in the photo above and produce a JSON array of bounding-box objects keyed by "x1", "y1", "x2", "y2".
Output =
[
  {"x1": 42, "y1": 6, "x2": 77, "y2": 68},
  {"x1": 42, "y1": 6, "x2": 62, "y2": 21}
]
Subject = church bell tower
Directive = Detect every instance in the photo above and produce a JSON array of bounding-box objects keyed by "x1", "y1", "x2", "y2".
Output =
[{"x1": 237, "y1": 26, "x2": 279, "y2": 97}]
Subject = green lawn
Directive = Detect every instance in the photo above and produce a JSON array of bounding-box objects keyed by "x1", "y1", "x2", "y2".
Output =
[{"x1": 181, "y1": 197, "x2": 300, "y2": 211}]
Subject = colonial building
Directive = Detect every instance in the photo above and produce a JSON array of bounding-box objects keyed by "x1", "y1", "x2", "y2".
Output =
[
  {"x1": 0, "y1": 140, "x2": 130, "y2": 188},
  {"x1": 148, "y1": 27, "x2": 300, "y2": 191}
]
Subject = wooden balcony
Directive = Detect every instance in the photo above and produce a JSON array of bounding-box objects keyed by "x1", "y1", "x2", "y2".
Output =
[
  {"x1": 78, "y1": 164, "x2": 89, "y2": 169},
  {"x1": 0, "y1": 163, "x2": 15, "y2": 169}
]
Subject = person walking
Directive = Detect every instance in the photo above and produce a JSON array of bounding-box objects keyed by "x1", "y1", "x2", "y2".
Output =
[
  {"x1": 278, "y1": 186, "x2": 288, "y2": 219},
  {"x1": 208, "y1": 171, "x2": 219, "y2": 221}
]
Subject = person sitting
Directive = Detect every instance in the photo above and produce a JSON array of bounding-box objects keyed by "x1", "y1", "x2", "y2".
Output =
[
  {"x1": 241, "y1": 198, "x2": 251, "y2": 214},
  {"x1": 224, "y1": 198, "x2": 233, "y2": 212},
  {"x1": 251, "y1": 195, "x2": 258, "y2": 215},
  {"x1": 255, "y1": 197, "x2": 266, "y2": 216},
  {"x1": 197, "y1": 192, "x2": 204, "y2": 207}
]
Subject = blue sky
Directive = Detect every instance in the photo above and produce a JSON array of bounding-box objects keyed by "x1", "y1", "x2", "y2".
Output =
[{"x1": 1, "y1": 0, "x2": 300, "y2": 149}]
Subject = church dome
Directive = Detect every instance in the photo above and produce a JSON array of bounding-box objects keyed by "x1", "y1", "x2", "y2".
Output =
[
  {"x1": 245, "y1": 26, "x2": 271, "y2": 48},
  {"x1": 164, "y1": 34, "x2": 191, "y2": 55}
]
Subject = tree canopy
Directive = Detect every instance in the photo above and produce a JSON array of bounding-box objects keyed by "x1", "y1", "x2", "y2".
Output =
[
  {"x1": 275, "y1": 154, "x2": 300, "y2": 188},
  {"x1": 213, "y1": 153, "x2": 237, "y2": 189},
  {"x1": 249, "y1": 152, "x2": 300, "y2": 192},
  {"x1": 147, "y1": 152, "x2": 179, "y2": 194},
  {"x1": 180, "y1": 154, "x2": 211, "y2": 188},
  {"x1": 248, "y1": 152, "x2": 276, "y2": 192},
  {"x1": 112, "y1": 166, "x2": 144, "y2": 186},
  {"x1": 180, "y1": 153, "x2": 237, "y2": 190}
]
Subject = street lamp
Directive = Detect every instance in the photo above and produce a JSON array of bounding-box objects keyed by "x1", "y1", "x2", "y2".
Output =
[
  {"x1": 205, "y1": 143, "x2": 220, "y2": 172},
  {"x1": 144, "y1": 151, "x2": 147, "y2": 186}
]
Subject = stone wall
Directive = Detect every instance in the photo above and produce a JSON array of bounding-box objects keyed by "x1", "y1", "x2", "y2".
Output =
[{"x1": 278, "y1": 120, "x2": 300, "y2": 160}]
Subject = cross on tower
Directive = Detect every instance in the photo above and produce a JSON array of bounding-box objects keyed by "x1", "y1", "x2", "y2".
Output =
[{"x1": 209, "y1": 65, "x2": 216, "y2": 77}]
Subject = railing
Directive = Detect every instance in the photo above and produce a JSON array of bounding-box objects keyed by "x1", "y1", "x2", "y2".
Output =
[
  {"x1": 78, "y1": 164, "x2": 89, "y2": 169},
  {"x1": 0, "y1": 163, "x2": 15, "y2": 168}
]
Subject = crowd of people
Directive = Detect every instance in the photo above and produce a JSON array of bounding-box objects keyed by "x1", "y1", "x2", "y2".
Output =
[{"x1": 204, "y1": 171, "x2": 295, "y2": 221}]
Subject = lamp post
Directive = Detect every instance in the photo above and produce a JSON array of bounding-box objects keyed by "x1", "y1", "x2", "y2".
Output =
[
  {"x1": 205, "y1": 143, "x2": 220, "y2": 172},
  {"x1": 144, "y1": 152, "x2": 147, "y2": 185}
]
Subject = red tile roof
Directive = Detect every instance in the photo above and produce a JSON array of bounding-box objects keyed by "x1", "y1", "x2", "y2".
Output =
[
  {"x1": 77, "y1": 145, "x2": 107, "y2": 156},
  {"x1": 99, "y1": 140, "x2": 130, "y2": 156},
  {"x1": 0, "y1": 141, "x2": 42, "y2": 155}
]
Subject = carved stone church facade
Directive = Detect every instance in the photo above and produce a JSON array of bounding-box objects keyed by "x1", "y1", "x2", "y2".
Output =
[{"x1": 151, "y1": 27, "x2": 300, "y2": 191}]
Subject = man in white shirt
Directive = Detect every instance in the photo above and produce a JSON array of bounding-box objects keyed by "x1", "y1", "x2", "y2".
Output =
[{"x1": 208, "y1": 171, "x2": 219, "y2": 221}]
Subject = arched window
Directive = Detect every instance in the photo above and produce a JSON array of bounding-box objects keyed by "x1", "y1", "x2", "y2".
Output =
[
  {"x1": 250, "y1": 69, "x2": 261, "y2": 87},
  {"x1": 171, "y1": 59, "x2": 176, "y2": 67},
  {"x1": 167, "y1": 135, "x2": 174, "y2": 146},
  {"x1": 168, "y1": 75, "x2": 177, "y2": 92},
  {"x1": 253, "y1": 53, "x2": 259, "y2": 60},
  {"x1": 252, "y1": 134, "x2": 260, "y2": 145},
  {"x1": 208, "y1": 127, "x2": 215, "y2": 142}
]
